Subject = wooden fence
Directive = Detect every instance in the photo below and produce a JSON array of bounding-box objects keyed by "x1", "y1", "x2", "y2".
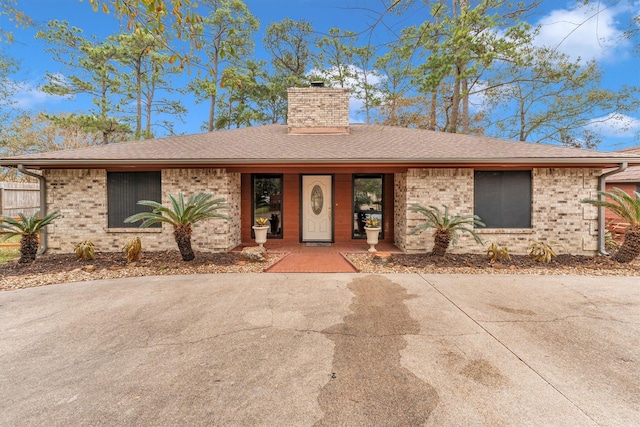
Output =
[
  {"x1": 0, "y1": 183, "x2": 40, "y2": 249},
  {"x1": 0, "y1": 182, "x2": 39, "y2": 217}
]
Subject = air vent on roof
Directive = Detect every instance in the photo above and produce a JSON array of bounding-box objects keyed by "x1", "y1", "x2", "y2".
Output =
[{"x1": 310, "y1": 81, "x2": 325, "y2": 87}]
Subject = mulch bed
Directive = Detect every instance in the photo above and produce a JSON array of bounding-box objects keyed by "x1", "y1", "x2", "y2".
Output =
[{"x1": 1, "y1": 250, "x2": 638, "y2": 292}]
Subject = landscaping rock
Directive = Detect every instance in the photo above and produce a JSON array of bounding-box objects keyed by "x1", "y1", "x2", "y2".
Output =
[
  {"x1": 241, "y1": 246, "x2": 267, "y2": 262},
  {"x1": 371, "y1": 252, "x2": 393, "y2": 264}
]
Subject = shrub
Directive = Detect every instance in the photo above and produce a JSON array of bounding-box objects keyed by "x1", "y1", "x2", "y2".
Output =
[
  {"x1": 75, "y1": 240, "x2": 96, "y2": 260},
  {"x1": 582, "y1": 188, "x2": 640, "y2": 263},
  {"x1": 409, "y1": 204, "x2": 484, "y2": 257},
  {"x1": 0, "y1": 211, "x2": 61, "y2": 263},
  {"x1": 124, "y1": 192, "x2": 229, "y2": 262},
  {"x1": 123, "y1": 237, "x2": 142, "y2": 262},
  {"x1": 486, "y1": 242, "x2": 510, "y2": 263},
  {"x1": 528, "y1": 240, "x2": 557, "y2": 263}
]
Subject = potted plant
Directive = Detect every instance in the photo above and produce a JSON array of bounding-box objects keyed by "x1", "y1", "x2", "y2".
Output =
[
  {"x1": 364, "y1": 216, "x2": 381, "y2": 252},
  {"x1": 253, "y1": 217, "x2": 269, "y2": 247}
]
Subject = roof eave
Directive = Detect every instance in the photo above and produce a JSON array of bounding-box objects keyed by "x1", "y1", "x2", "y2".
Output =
[{"x1": 2, "y1": 157, "x2": 639, "y2": 168}]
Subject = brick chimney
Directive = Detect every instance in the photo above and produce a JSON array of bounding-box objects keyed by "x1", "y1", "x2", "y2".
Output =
[{"x1": 287, "y1": 84, "x2": 350, "y2": 134}]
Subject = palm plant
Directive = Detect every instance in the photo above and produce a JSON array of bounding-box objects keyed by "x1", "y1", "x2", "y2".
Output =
[
  {"x1": 0, "y1": 211, "x2": 61, "y2": 263},
  {"x1": 409, "y1": 204, "x2": 484, "y2": 256},
  {"x1": 124, "y1": 192, "x2": 229, "y2": 261},
  {"x1": 582, "y1": 188, "x2": 640, "y2": 263}
]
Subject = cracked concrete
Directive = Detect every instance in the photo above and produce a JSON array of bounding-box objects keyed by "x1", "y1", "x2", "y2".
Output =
[{"x1": 0, "y1": 273, "x2": 638, "y2": 426}]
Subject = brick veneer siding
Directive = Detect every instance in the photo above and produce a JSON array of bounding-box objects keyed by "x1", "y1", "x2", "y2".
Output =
[
  {"x1": 394, "y1": 167, "x2": 600, "y2": 255},
  {"x1": 287, "y1": 87, "x2": 350, "y2": 129},
  {"x1": 43, "y1": 168, "x2": 241, "y2": 254}
]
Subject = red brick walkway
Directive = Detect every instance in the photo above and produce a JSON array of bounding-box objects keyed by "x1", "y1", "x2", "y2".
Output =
[
  {"x1": 235, "y1": 242, "x2": 400, "y2": 273},
  {"x1": 265, "y1": 252, "x2": 358, "y2": 273}
]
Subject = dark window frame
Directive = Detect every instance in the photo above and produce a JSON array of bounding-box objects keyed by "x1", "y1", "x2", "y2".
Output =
[
  {"x1": 107, "y1": 171, "x2": 162, "y2": 229},
  {"x1": 474, "y1": 170, "x2": 532, "y2": 229},
  {"x1": 352, "y1": 174, "x2": 384, "y2": 239},
  {"x1": 251, "y1": 174, "x2": 284, "y2": 239}
]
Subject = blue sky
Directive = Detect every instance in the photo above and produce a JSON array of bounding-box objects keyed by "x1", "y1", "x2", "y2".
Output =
[{"x1": 2, "y1": 0, "x2": 640, "y2": 151}]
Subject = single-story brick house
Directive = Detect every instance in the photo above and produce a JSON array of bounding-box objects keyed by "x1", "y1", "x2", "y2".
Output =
[{"x1": 2, "y1": 86, "x2": 640, "y2": 256}]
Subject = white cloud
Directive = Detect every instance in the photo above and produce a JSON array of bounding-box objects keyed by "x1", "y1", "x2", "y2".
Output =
[
  {"x1": 534, "y1": 2, "x2": 631, "y2": 62},
  {"x1": 12, "y1": 80, "x2": 66, "y2": 109},
  {"x1": 588, "y1": 113, "x2": 640, "y2": 138}
]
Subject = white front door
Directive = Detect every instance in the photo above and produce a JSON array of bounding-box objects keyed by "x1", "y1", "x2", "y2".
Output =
[{"x1": 302, "y1": 175, "x2": 332, "y2": 242}]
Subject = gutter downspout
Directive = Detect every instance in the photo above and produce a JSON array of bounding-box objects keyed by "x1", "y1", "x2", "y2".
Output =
[
  {"x1": 17, "y1": 164, "x2": 48, "y2": 255},
  {"x1": 597, "y1": 162, "x2": 627, "y2": 256}
]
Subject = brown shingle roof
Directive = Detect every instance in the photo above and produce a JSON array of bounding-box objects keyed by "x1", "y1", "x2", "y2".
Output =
[
  {"x1": 605, "y1": 146, "x2": 640, "y2": 182},
  {"x1": 2, "y1": 124, "x2": 640, "y2": 168}
]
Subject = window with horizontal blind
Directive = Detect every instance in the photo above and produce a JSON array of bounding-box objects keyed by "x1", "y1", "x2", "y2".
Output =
[
  {"x1": 474, "y1": 171, "x2": 531, "y2": 228},
  {"x1": 107, "y1": 171, "x2": 161, "y2": 228}
]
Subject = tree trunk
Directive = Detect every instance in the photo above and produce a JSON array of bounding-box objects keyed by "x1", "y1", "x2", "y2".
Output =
[
  {"x1": 461, "y1": 76, "x2": 469, "y2": 133},
  {"x1": 614, "y1": 226, "x2": 640, "y2": 263},
  {"x1": 135, "y1": 62, "x2": 142, "y2": 139},
  {"x1": 447, "y1": 65, "x2": 461, "y2": 133},
  {"x1": 19, "y1": 233, "x2": 39, "y2": 263},
  {"x1": 173, "y1": 224, "x2": 195, "y2": 261},
  {"x1": 208, "y1": 94, "x2": 215, "y2": 132},
  {"x1": 432, "y1": 229, "x2": 451, "y2": 257}
]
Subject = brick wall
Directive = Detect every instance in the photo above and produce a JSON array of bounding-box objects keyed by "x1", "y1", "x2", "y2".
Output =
[
  {"x1": 44, "y1": 168, "x2": 241, "y2": 255},
  {"x1": 287, "y1": 87, "x2": 350, "y2": 130},
  {"x1": 394, "y1": 167, "x2": 600, "y2": 255}
]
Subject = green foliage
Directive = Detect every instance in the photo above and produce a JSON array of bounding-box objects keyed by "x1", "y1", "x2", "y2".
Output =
[
  {"x1": 89, "y1": 0, "x2": 205, "y2": 68},
  {"x1": 0, "y1": 211, "x2": 60, "y2": 263},
  {"x1": 581, "y1": 188, "x2": 640, "y2": 227},
  {"x1": 582, "y1": 188, "x2": 640, "y2": 263},
  {"x1": 605, "y1": 229, "x2": 621, "y2": 253},
  {"x1": 74, "y1": 240, "x2": 96, "y2": 260},
  {"x1": 311, "y1": 27, "x2": 358, "y2": 88},
  {"x1": 0, "y1": 211, "x2": 61, "y2": 239},
  {"x1": 123, "y1": 236, "x2": 142, "y2": 262},
  {"x1": 124, "y1": 192, "x2": 230, "y2": 228},
  {"x1": 486, "y1": 242, "x2": 510, "y2": 263},
  {"x1": 186, "y1": 0, "x2": 259, "y2": 132},
  {"x1": 482, "y1": 46, "x2": 640, "y2": 147},
  {"x1": 409, "y1": 204, "x2": 485, "y2": 246},
  {"x1": 0, "y1": 0, "x2": 32, "y2": 43},
  {"x1": 124, "y1": 192, "x2": 229, "y2": 261},
  {"x1": 263, "y1": 18, "x2": 313, "y2": 80},
  {"x1": 528, "y1": 240, "x2": 558, "y2": 263}
]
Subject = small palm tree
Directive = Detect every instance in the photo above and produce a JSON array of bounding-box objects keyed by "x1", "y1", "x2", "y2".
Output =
[
  {"x1": 582, "y1": 188, "x2": 640, "y2": 263},
  {"x1": 409, "y1": 204, "x2": 485, "y2": 256},
  {"x1": 124, "y1": 192, "x2": 229, "y2": 262},
  {"x1": 0, "y1": 211, "x2": 61, "y2": 263}
]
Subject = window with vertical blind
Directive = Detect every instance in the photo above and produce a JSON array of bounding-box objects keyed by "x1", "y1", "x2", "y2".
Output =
[
  {"x1": 107, "y1": 171, "x2": 161, "y2": 228},
  {"x1": 474, "y1": 171, "x2": 532, "y2": 228}
]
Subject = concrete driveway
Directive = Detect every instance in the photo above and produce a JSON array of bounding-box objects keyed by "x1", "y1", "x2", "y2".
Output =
[{"x1": 0, "y1": 273, "x2": 638, "y2": 426}]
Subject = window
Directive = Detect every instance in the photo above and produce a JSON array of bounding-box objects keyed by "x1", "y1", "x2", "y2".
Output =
[
  {"x1": 107, "y1": 171, "x2": 161, "y2": 228},
  {"x1": 353, "y1": 174, "x2": 384, "y2": 239},
  {"x1": 474, "y1": 171, "x2": 531, "y2": 228},
  {"x1": 252, "y1": 174, "x2": 283, "y2": 238}
]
